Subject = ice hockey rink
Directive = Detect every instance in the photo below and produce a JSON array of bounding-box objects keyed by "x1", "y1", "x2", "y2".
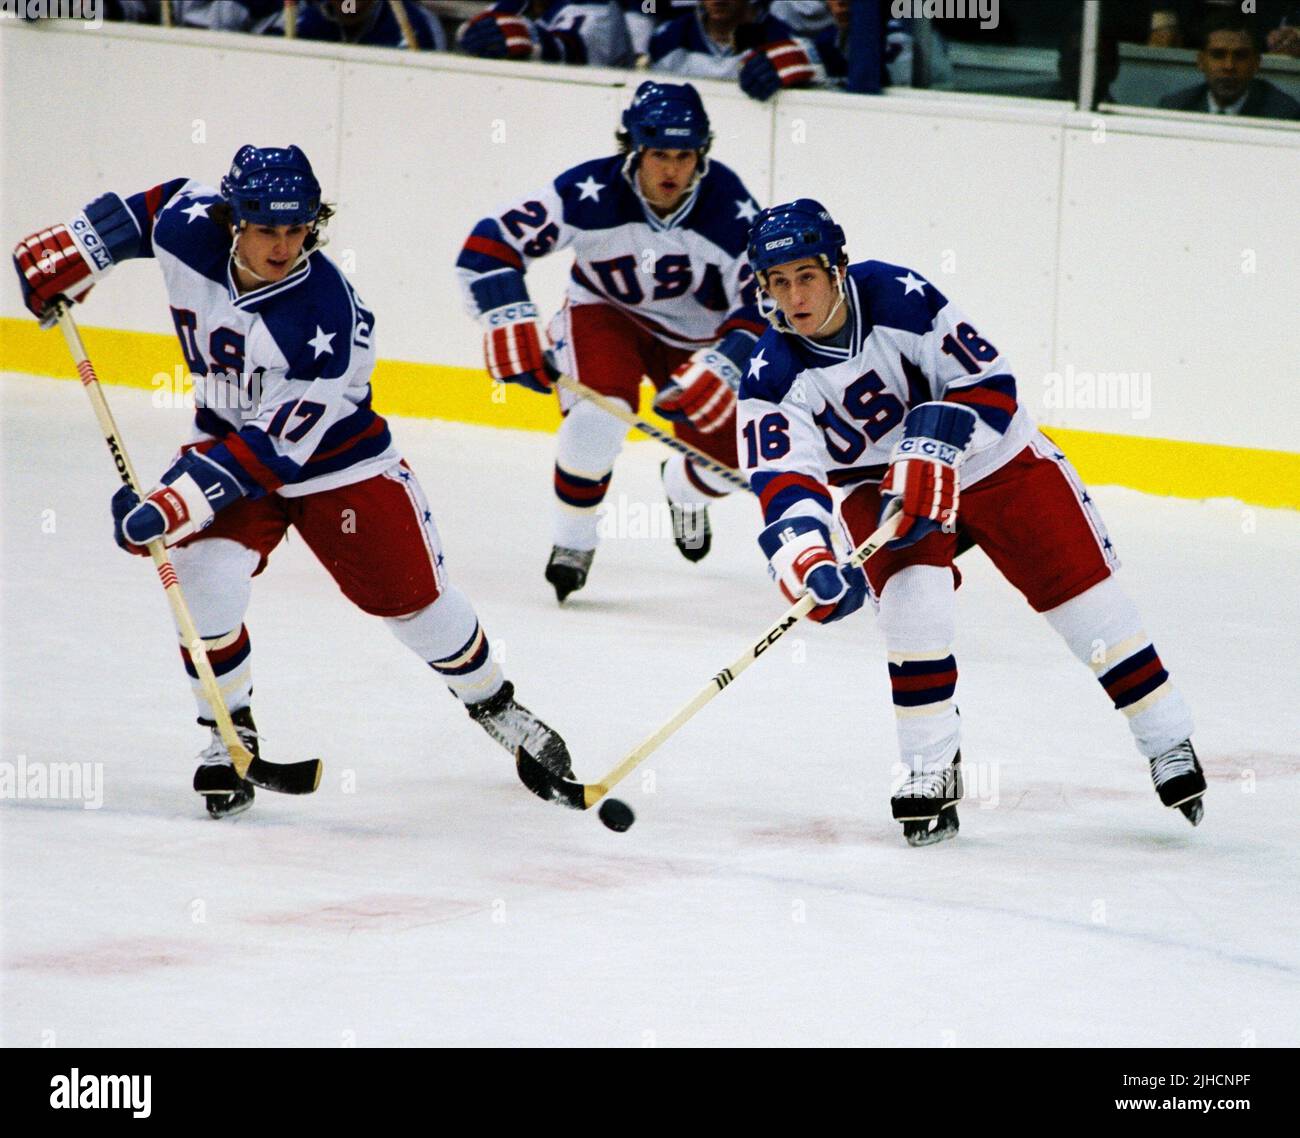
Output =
[{"x1": 2, "y1": 372, "x2": 1296, "y2": 1048}]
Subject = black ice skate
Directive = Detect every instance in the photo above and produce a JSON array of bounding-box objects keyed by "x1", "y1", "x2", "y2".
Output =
[
  {"x1": 661, "y1": 460, "x2": 712, "y2": 563},
  {"x1": 545, "y1": 545, "x2": 594, "y2": 603},
  {"x1": 891, "y1": 752, "x2": 963, "y2": 847},
  {"x1": 468, "y1": 680, "x2": 573, "y2": 778},
  {"x1": 193, "y1": 706, "x2": 258, "y2": 820},
  {"x1": 1149, "y1": 739, "x2": 1206, "y2": 826}
]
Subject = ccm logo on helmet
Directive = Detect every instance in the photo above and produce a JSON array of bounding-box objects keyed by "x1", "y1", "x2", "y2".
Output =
[
  {"x1": 269, "y1": 201, "x2": 302, "y2": 210},
  {"x1": 764, "y1": 237, "x2": 795, "y2": 251}
]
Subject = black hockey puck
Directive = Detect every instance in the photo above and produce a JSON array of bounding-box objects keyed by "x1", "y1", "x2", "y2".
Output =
[{"x1": 598, "y1": 798, "x2": 635, "y2": 832}]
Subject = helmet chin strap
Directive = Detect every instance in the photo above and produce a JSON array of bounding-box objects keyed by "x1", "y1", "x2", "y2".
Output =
[
  {"x1": 809, "y1": 264, "x2": 847, "y2": 337},
  {"x1": 230, "y1": 222, "x2": 316, "y2": 288},
  {"x1": 230, "y1": 228, "x2": 270, "y2": 285}
]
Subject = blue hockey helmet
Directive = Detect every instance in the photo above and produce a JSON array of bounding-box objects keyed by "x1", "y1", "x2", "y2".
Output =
[
  {"x1": 220, "y1": 144, "x2": 322, "y2": 228},
  {"x1": 746, "y1": 199, "x2": 847, "y2": 279},
  {"x1": 621, "y1": 81, "x2": 711, "y2": 152}
]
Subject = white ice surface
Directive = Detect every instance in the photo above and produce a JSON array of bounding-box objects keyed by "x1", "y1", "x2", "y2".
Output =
[{"x1": 2, "y1": 373, "x2": 1297, "y2": 1047}]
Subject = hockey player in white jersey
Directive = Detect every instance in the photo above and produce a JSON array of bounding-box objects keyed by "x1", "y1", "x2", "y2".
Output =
[
  {"x1": 739, "y1": 200, "x2": 1205, "y2": 846},
  {"x1": 456, "y1": 82, "x2": 765, "y2": 601},
  {"x1": 13, "y1": 145, "x2": 571, "y2": 819},
  {"x1": 457, "y1": 0, "x2": 633, "y2": 67}
]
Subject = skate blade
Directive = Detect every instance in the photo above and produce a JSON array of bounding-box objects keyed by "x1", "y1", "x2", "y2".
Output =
[
  {"x1": 205, "y1": 794, "x2": 254, "y2": 820},
  {"x1": 903, "y1": 808, "x2": 960, "y2": 847},
  {"x1": 1177, "y1": 796, "x2": 1205, "y2": 826}
]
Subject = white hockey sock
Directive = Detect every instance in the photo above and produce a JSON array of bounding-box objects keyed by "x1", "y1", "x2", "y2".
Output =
[
  {"x1": 878, "y1": 565, "x2": 961, "y2": 776},
  {"x1": 386, "y1": 586, "x2": 504, "y2": 706},
  {"x1": 552, "y1": 398, "x2": 628, "y2": 551},
  {"x1": 170, "y1": 538, "x2": 257, "y2": 720},
  {"x1": 1043, "y1": 577, "x2": 1193, "y2": 758},
  {"x1": 661, "y1": 451, "x2": 734, "y2": 507}
]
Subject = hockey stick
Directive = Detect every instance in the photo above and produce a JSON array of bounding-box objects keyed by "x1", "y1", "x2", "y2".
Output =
[
  {"x1": 516, "y1": 511, "x2": 903, "y2": 810},
  {"x1": 283, "y1": 0, "x2": 297, "y2": 39},
  {"x1": 551, "y1": 371, "x2": 752, "y2": 493},
  {"x1": 52, "y1": 304, "x2": 322, "y2": 796},
  {"x1": 388, "y1": 0, "x2": 420, "y2": 49}
]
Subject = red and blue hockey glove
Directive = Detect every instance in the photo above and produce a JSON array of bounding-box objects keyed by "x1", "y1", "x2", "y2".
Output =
[
  {"x1": 759, "y1": 516, "x2": 866, "y2": 624},
  {"x1": 878, "y1": 402, "x2": 978, "y2": 549},
  {"x1": 739, "y1": 39, "x2": 818, "y2": 102},
  {"x1": 654, "y1": 331, "x2": 754, "y2": 435},
  {"x1": 113, "y1": 451, "x2": 244, "y2": 552},
  {"x1": 14, "y1": 196, "x2": 139, "y2": 324},
  {"x1": 13, "y1": 223, "x2": 100, "y2": 323},
  {"x1": 482, "y1": 304, "x2": 552, "y2": 394},
  {"x1": 457, "y1": 10, "x2": 537, "y2": 59},
  {"x1": 473, "y1": 270, "x2": 553, "y2": 394}
]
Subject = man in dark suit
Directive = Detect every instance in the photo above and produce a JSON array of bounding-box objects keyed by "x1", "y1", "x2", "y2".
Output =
[{"x1": 1159, "y1": 13, "x2": 1300, "y2": 119}]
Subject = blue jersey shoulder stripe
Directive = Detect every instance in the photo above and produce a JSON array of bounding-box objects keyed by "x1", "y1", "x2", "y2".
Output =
[
  {"x1": 152, "y1": 191, "x2": 229, "y2": 287},
  {"x1": 258, "y1": 254, "x2": 357, "y2": 382},
  {"x1": 685, "y1": 160, "x2": 759, "y2": 258},
  {"x1": 555, "y1": 155, "x2": 635, "y2": 233},
  {"x1": 738, "y1": 329, "x2": 801, "y2": 405},
  {"x1": 851, "y1": 260, "x2": 949, "y2": 338}
]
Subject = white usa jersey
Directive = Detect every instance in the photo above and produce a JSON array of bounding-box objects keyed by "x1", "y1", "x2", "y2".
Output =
[
  {"x1": 102, "y1": 178, "x2": 398, "y2": 499},
  {"x1": 457, "y1": 155, "x2": 765, "y2": 350},
  {"x1": 738, "y1": 260, "x2": 1035, "y2": 530}
]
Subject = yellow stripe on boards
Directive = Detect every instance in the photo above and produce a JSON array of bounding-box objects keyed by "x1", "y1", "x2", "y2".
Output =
[
  {"x1": 1041, "y1": 427, "x2": 1299, "y2": 511},
  {"x1": 3, "y1": 318, "x2": 1296, "y2": 509}
]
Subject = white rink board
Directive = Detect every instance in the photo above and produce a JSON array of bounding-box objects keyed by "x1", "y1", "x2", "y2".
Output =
[{"x1": 1055, "y1": 124, "x2": 1300, "y2": 452}]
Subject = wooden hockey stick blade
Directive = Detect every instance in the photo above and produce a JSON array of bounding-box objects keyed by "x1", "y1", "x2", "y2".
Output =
[
  {"x1": 246, "y1": 755, "x2": 323, "y2": 795},
  {"x1": 515, "y1": 746, "x2": 592, "y2": 810}
]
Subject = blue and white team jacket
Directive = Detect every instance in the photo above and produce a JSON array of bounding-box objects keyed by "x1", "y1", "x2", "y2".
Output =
[
  {"x1": 738, "y1": 261, "x2": 1035, "y2": 530},
  {"x1": 648, "y1": 8, "x2": 825, "y2": 82},
  {"x1": 486, "y1": 0, "x2": 633, "y2": 66},
  {"x1": 84, "y1": 179, "x2": 397, "y2": 499},
  {"x1": 456, "y1": 155, "x2": 766, "y2": 351}
]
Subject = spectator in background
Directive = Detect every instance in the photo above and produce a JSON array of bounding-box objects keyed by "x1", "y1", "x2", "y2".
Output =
[
  {"x1": 1265, "y1": 9, "x2": 1300, "y2": 58},
  {"x1": 457, "y1": 1, "x2": 633, "y2": 67},
  {"x1": 1158, "y1": 13, "x2": 1300, "y2": 118},
  {"x1": 816, "y1": 0, "x2": 914, "y2": 89},
  {"x1": 618, "y1": 0, "x2": 694, "y2": 58},
  {"x1": 1143, "y1": 1, "x2": 1299, "y2": 48},
  {"x1": 266, "y1": 0, "x2": 447, "y2": 48},
  {"x1": 172, "y1": 1, "x2": 283, "y2": 30},
  {"x1": 649, "y1": 0, "x2": 824, "y2": 102},
  {"x1": 770, "y1": 0, "x2": 833, "y2": 37}
]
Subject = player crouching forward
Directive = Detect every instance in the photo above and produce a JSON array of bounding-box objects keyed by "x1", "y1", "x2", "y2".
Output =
[
  {"x1": 456, "y1": 81, "x2": 765, "y2": 602},
  {"x1": 738, "y1": 200, "x2": 1205, "y2": 846},
  {"x1": 13, "y1": 145, "x2": 571, "y2": 819}
]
